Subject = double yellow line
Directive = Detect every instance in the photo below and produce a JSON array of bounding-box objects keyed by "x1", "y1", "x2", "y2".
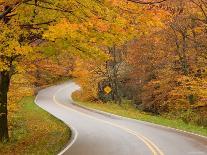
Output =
[{"x1": 53, "y1": 87, "x2": 164, "y2": 155}]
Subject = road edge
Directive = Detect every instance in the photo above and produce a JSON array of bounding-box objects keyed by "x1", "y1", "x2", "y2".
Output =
[
  {"x1": 71, "y1": 99, "x2": 207, "y2": 140},
  {"x1": 34, "y1": 93, "x2": 78, "y2": 155}
]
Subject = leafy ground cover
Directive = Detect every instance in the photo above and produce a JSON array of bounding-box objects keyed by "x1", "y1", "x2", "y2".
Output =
[{"x1": 0, "y1": 96, "x2": 70, "y2": 155}]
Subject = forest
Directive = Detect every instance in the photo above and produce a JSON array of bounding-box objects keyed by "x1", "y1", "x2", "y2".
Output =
[
  {"x1": 0, "y1": 0, "x2": 207, "y2": 147},
  {"x1": 73, "y1": 0, "x2": 207, "y2": 129}
]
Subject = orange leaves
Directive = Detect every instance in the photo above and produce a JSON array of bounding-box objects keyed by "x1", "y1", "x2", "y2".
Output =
[
  {"x1": 72, "y1": 58, "x2": 90, "y2": 78},
  {"x1": 71, "y1": 56, "x2": 106, "y2": 101},
  {"x1": 107, "y1": 0, "x2": 120, "y2": 6},
  {"x1": 83, "y1": 16, "x2": 110, "y2": 33},
  {"x1": 169, "y1": 76, "x2": 207, "y2": 107},
  {"x1": 95, "y1": 21, "x2": 110, "y2": 33}
]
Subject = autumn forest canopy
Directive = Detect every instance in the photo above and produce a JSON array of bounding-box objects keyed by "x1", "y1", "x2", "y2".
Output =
[{"x1": 0, "y1": 0, "x2": 207, "y2": 143}]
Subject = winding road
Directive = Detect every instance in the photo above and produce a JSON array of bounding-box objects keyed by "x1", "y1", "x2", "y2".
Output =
[{"x1": 35, "y1": 82, "x2": 207, "y2": 155}]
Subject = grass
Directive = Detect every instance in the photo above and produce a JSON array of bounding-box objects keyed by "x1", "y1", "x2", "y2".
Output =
[
  {"x1": 0, "y1": 96, "x2": 70, "y2": 155},
  {"x1": 75, "y1": 99, "x2": 207, "y2": 137}
]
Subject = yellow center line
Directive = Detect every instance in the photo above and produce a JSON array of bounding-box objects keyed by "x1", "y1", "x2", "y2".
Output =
[{"x1": 53, "y1": 86, "x2": 165, "y2": 155}]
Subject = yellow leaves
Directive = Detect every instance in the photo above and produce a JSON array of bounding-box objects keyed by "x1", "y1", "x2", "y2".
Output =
[
  {"x1": 44, "y1": 18, "x2": 112, "y2": 60},
  {"x1": 0, "y1": 38, "x2": 33, "y2": 71},
  {"x1": 5, "y1": 41, "x2": 32, "y2": 57},
  {"x1": 44, "y1": 19, "x2": 90, "y2": 45},
  {"x1": 8, "y1": 73, "x2": 34, "y2": 116},
  {"x1": 40, "y1": 0, "x2": 167, "y2": 64},
  {"x1": 0, "y1": 61, "x2": 8, "y2": 71},
  {"x1": 0, "y1": 0, "x2": 19, "y2": 6},
  {"x1": 0, "y1": 21, "x2": 36, "y2": 73},
  {"x1": 193, "y1": 27, "x2": 204, "y2": 34},
  {"x1": 167, "y1": 75, "x2": 207, "y2": 111},
  {"x1": 44, "y1": 19, "x2": 74, "y2": 41}
]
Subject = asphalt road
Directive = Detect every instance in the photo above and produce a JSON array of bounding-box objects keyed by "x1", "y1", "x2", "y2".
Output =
[{"x1": 35, "y1": 82, "x2": 207, "y2": 155}]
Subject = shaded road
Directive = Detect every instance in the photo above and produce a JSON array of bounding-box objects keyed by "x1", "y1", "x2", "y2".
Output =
[{"x1": 35, "y1": 82, "x2": 207, "y2": 155}]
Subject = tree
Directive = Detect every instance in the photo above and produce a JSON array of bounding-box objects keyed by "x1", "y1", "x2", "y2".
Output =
[
  {"x1": 124, "y1": 0, "x2": 207, "y2": 122},
  {"x1": 0, "y1": 0, "x2": 126, "y2": 142},
  {"x1": 71, "y1": 1, "x2": 167, "y2": 104}
]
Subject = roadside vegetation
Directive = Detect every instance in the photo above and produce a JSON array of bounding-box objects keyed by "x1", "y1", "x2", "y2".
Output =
[
  {"x1": 0, "y1": 96, "x2": 70, "y2": 155},
  {"x1": 73, "y1": 94, "x2": 207, "y2": 137},
  {"x1": 72, "y1": 0, "x2": 207, "y2": 132}
]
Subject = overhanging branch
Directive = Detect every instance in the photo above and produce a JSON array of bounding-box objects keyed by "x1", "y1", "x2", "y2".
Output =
[{"x1": 127, "y1": 0, "x2": 168, "y2": 4}]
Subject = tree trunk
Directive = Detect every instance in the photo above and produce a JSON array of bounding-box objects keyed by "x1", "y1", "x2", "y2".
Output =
[
  {"x1": 111, "y1": 46, "x2": 121, "y2": 104},
  {"x1": 181, "y1": 33, "x2": 189, "y2": 75},
  {"x1": 0, "y1": 71, "x2": 10, "y2": 143}
]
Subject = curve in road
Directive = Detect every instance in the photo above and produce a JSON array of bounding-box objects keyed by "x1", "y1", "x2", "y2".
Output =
[{"x1": 35, "y1": 82, "x2": 207, "y2": 155}]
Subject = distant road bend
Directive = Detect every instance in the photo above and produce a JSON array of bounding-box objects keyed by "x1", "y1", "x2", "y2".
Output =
[{"x1": 35, "y1": 82, "x2": 207, "y2": 155}]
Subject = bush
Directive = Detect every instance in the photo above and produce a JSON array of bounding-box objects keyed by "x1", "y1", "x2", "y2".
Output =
[{"x1": 180, "y1": 110, "x2": 207, "y2": 127}]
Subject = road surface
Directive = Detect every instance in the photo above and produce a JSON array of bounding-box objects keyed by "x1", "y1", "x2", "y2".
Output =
[{"x1": 35, "y1": 82, "x2": 207, "y2": 155}]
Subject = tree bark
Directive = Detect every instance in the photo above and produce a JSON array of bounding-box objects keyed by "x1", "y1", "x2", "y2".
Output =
[
  {"x1": 180, "y1": 33, "x2": 189, "y2": 75},
  {"x1": 0, "y1": 71, "x2": 10, "y2": 143},
  {"x1": 111, "y1": 46, "x2": 121, "y2": 104}
]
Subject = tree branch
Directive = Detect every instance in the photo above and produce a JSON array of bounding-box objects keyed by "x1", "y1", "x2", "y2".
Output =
[{"x1": 127, "y1": 0, "x2": 168, "y2": 4}]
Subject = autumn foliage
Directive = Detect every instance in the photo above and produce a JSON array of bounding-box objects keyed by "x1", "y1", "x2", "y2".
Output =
[
  {"x1": 73, "y1": 0, "x2": 207, "y2": 127},
  {"x1": 0, "y1": 0, "x2": 207, "y2": 143}
]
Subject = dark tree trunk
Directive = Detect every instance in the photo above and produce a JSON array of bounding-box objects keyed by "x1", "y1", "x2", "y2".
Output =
[
  {"x1": 0, "y1": 71, "x2": 10, "y2": 143},
  {"x1": 180, "y1": 34, "x2": 189, "y2": 75},
  {"x1": 111, "y1": 46, "x2": 121, "y2": 104}
]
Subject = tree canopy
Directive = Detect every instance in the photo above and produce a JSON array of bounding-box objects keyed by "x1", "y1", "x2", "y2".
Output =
[{"x1": 1, "y1": 0, "x2": 207, "y2": 143}]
